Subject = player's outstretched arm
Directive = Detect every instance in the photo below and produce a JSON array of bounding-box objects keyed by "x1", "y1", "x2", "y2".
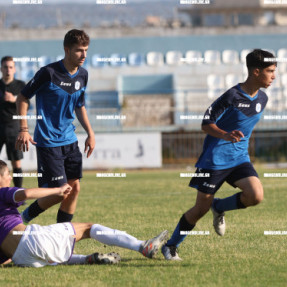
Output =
[
  {"x1": 14, "y1": 183, "x2": 72, "y2": 202},
  {"x1": 202, "y1": 123, "x2": 244, "y2": 143},
  {"x1": 15, "y1": 93, "x2": 37, "y2": 152},
  {"x1": 75, "y1": 106, "x2": 95, "y2": 158}
]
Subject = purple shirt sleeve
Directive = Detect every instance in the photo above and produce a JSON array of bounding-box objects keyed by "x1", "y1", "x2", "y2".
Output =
[{"x1": 0, "y1": 187, "x2": 24, "y2": 207}]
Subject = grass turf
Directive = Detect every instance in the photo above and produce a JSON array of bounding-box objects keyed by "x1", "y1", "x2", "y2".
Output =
[{"x1": 1, "y1": 167, "x2": 287, "y2": 287}]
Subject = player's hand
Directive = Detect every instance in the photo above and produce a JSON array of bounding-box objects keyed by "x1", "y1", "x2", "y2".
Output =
[
  {"x1": 4, "y1": 91, "x2": 16, "y2": 103},
  {"x1": 223, "y1": 130, "x2": 244, "y2": 143},
  {"x1": 15, "y1": 131, "x2": 37, "y2": 152},
  {"x1": 84, "y1": 134, "x2": 95, "y2": 158},
  {"x1": 58, "y1": 183, "x2": 72, "y2": 196}
]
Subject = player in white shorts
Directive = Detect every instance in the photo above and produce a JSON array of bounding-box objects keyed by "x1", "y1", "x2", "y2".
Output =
[{"x1": 0, "y1": 160, "x2": 168, "y2": 267}]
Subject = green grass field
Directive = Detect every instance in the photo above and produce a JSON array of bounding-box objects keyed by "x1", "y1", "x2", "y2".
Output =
[{"x1": 1, "y1": 167, "x2": 287, "y2": 287}]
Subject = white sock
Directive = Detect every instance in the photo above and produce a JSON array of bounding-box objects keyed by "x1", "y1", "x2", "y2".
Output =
[
  {"x1": 65, "y1": 254, "x2": 87, "y2": 265},
  {"x1": 90, "y1": 224, "x2": 144, "y2": 252}
]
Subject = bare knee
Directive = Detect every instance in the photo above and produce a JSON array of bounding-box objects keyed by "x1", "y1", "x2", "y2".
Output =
[
  {"x1": 73, "y1": 222, "x2": 93, "y2": 241},
  {"x1": 67, "y1": 180, "x2": 80, "y2": 198},
  {"x1": 242, "y1": 187, "x2": 264, "y2": 207},
  {"x1": 253, "y1": 189, "x2": 264, "y2": 205}
]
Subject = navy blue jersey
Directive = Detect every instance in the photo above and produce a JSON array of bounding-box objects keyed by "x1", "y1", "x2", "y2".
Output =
[
  {"x1": 196, "y1": 84, "x2": 268, "y2": 170},
  {"x1": 21, "y1": 60, "x2": 87, "y2": 147}
]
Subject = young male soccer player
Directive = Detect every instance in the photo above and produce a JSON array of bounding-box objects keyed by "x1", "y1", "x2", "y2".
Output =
[
  {"x1": 162, "y1": 49, "x2": 276, "y2": 260},
  {"x1": 0, "y1": 160, "x2": 168, "y2": 267},
  {"x1": 15, "y1": 29, "x2": 95, "y2": 224},
  {"x1": 0, "y1": 56, "x2": 26, "y2": 188}
]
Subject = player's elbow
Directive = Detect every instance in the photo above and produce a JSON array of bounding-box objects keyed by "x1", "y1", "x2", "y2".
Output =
[
  {"x1": 14, "y1": 189, "x2": 29, "y2": 202},
  {"x1": 201, "y1": 124, "x2": 208, "y2": 133}
]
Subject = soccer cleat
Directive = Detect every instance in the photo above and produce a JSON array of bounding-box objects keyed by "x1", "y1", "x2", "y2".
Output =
[
  {"x1": 161, "y1": 244, "x2": 182, "y2": 261},
  {"x1": 211, "y1": 205, "x2": 226, "y2": 236},
  {"x1": 139, "y1": 230, "x2": 169, "y2": 258},
  {"x1": 85, "y1": 252, "x2": 121, "y2": 265}
]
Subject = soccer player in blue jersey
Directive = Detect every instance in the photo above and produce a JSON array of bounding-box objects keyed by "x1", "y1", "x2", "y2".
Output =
[
  {"x1": 15, "y1": 29, "x2": 95, "y2": 224},
  {"x1": 162, "y1": 49, "x2": 277, "y2": 260}
]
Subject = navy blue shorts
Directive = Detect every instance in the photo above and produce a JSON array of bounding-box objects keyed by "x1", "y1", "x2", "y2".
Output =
[
  {"x1": 36, "y1": 141, "x2": 82, "y2": 188},
  {"x1": 189, "y1": 162, "x2": 258, "y2": 195}
]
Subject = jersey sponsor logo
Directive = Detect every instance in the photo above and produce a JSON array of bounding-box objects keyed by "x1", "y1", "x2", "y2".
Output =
[
  {"x1": 30, "y1": 78, "x2": 35, "y2": 86},
  {"x1": 203, "y1": 182, "x2": 216, "y2": 188},
  {"x1": 51, "y1": 175, "x2": 64, "y2": 181},
  {"x1": 256, "y1": 103, "x2": 261, "y2": 113},
  {"x1": 75, "y1": 81, "x2": 80, "y2": 90},
  {"x1": 238, "y1": 103, "x2": 250, "y2": 108},
  {"x1": 60, "y1": 81, "x2": 72, "y2": 87},
  {"x1": 208, "y1": 106, "x2": 212, "y2": 114}
]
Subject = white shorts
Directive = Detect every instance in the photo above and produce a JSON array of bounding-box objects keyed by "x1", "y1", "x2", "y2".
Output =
[{"x1": 12, "y1": 223, "x2": 76, "y2": 268}]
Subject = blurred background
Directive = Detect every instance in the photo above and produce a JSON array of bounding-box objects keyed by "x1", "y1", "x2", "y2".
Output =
[{"x1": 1, "y1": 0, "x2": 287, "y2": 170}]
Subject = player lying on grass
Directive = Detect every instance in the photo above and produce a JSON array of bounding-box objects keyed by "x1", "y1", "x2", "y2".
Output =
[
  {"x1": 162, "y1": 49, "x2": 276, "y2": 260},
  {"x1": 0, "y1": 160, "x2": 168, "y2": 267}
]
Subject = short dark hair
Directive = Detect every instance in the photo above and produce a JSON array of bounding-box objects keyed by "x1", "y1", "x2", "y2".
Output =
[
  {"x1": 1, "y1": 56, "x2": 14, "y2": 66},
  {"x1": 0, "y1": 160, "x2": 8, "y2": 176},
  {"x1": 63, "y1": 29, "x2": 90, "y2": 49},
  {"x1": 246, "y1": 49, "x2": 277, "y2": 70}
]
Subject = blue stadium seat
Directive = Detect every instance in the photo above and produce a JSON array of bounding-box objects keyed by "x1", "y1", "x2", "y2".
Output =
[
  {"x1": 109, "y1": 53, "x2": 127, "y2": 67},
  {"x1": 128, "y1": 53, "x2": 145, "y2": 66}
]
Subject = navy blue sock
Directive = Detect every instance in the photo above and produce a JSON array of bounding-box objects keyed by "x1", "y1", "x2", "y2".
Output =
[
  {"x1": 166, "y1": 214, "x2": 195, "y2": 247},
  {"x1": 13, "y1": 168, "x2": 23, "y2": 188},
  {"x1": 22, "y1": 200, "x2": 45, "y2": 222},
  {"x1": 57, "y1": 209, "x2": 73, "y2": 223},
  {"x1": 213, "y1": 192, "x2": 246, "y2": 213}
]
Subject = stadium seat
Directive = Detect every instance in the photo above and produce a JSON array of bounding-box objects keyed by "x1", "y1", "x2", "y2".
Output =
[
  {"x1": 280, "y1": 73, "x2": 287, "y2": 87},
  {"x1": 277, "y1": 48, "x2": 287, "y2": 59},
  {"x1": 222, "y1": 50, "x2": 240, "y2": 64},
  {"x1": 91, "y1": 54, "x2": 108, "y2": 68},
  {"x1": 38, "y1": 56, "x2": 54, "y2": 67},
  {"x1": 277, "y1": 63, "x2": 287, "y2": 74},
  {"x1": 165, "y1": 51, "x2": 183, "y2": 66},
  {"x1": 109, "y1": 53, "x2": 127, "y2": 67},
  {"x1": 240, "y1": 49, "x2": 251, "y2": 63},
  {"x1": 184, "y1": 50, "x2": 203, "y2": 64},
  {"x1": 207, "y1": 74, "x2": 225, "y2": 99},
  {"x1": 277, "y1": 48, "x2": 287, "y2": 73},
  {"x1": 146, "y1": 52, "x2": 164, "y2": 66},
  {"x1": 225, "y1": 74, "x2": 243, "y2": 88},
  {"x1": 204, "y1": 50, "x2": 221, "y2": 65},
  {"x1": 128, "y1": 53, "x2": 145, "y2": 66}
]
